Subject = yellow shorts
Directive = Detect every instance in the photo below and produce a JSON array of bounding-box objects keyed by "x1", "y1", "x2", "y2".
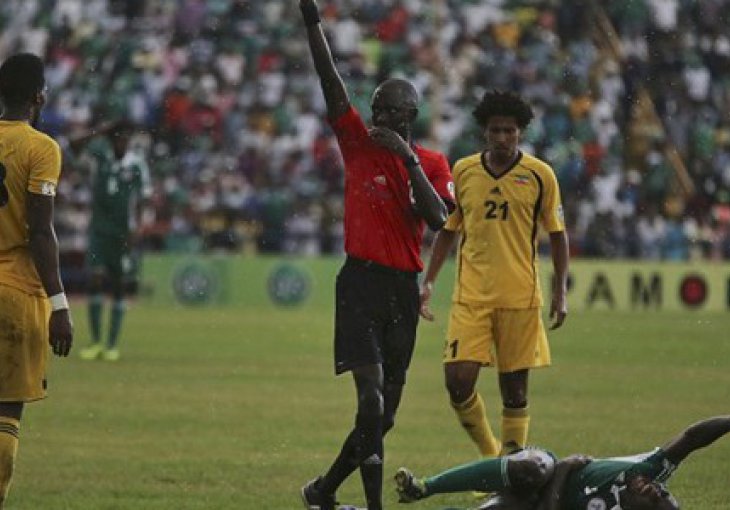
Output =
[
  {"x1": 444, "y1": 302, "x2": 550, "y2": 372},
  {"x1": 0, "y1": 284, "x2": 49, "y2": 402}
]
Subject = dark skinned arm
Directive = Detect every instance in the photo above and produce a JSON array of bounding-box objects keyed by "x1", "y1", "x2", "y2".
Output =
[
  {"x1": 298, "y1": 1, "x2": 445, "y2": 226},
  {"x1": 662, "y1": 416, "x2": 730, "y2": 465},
  {"x1": 299, "y1": 0, "x2": 350, "y2": 120},
  {"x1": 405, "y1": 157, "x2": 449, "y2": 230},
  {"x1": 368, "y1": 127, "x2": 448, "y2": 230},
  {"x1": 419, "y1": 228, "x2": 459, "y2": 320},
  {"x1": 67, "y1": 120, "x2": 119, "y2": 154},
  {"x1": 548, "y1": 230, "x2": 569, "y2": 330},
  {"x1": 27, "y1": 192, "x2": 74, "y2": 356}
]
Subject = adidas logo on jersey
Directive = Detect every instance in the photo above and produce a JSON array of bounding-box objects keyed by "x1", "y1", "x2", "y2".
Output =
[{"x1": 490, "y1": 186, "x2": 502, "y2": 195}]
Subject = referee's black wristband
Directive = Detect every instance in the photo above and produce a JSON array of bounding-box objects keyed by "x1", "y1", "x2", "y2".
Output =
[{"x1": 300, "y1": 2, "x2": 321, "y2": 26}]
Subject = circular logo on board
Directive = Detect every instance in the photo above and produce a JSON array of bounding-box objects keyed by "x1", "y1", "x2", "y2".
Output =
[
  {"x1": 679, "y1": 274, "x2": 707, "y2": 308},
  {"x1": 172, "y1": 261, "x2": 220, "y2": 305},
  {"x1": 267, "y1": 263, "x2": 311, "y2": 306}
]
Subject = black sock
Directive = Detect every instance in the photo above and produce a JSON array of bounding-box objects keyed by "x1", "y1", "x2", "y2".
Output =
[
  {"x1": 356, "y1": 412, "x2": 383, "y2": 510},
  {"x1": 320, "y1": 429, "x2": 359, "y2": 494}
]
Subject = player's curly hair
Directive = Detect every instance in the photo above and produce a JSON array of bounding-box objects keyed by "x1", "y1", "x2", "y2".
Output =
[
  {"x1": 0, "y1": 53, "x2": 45, "y2": 107},
  {"x1": 472, "y1": 89, "x2": 534, "y2": 130}
]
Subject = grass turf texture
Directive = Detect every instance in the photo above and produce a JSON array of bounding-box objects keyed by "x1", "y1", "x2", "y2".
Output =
[{"x1": 11, "y1": 260, "x2": 730, "y2": 509}]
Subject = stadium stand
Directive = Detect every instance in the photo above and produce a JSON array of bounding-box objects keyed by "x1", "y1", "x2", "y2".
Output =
[{"x1": 1, "y1": 0, "x2": 729, "y2": 264}]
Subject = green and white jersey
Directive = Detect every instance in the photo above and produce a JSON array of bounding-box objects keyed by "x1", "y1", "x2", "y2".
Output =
[
  {"x1": 563, "y1": 448, "x2": 677, "y2": 510},
  {"x1": 86, "y1": 138, "x2": 152, "y2": 238}
]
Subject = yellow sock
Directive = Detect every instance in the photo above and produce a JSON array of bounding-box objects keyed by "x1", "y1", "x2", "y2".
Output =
[
  {"x1": 451, "y1": 392, "x2": 500, "y2": 457},
  {"x1": 0, "y1": 417, "x2": 19, "y2": 505},
  {"x1": 501, "y1": 406, "x2": 529, "y2": 454}
]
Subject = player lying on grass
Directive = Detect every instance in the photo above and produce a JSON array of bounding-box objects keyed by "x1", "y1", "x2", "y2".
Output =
[{"x1": 395, "y1": 415, "x2": 730, "y2": 509}]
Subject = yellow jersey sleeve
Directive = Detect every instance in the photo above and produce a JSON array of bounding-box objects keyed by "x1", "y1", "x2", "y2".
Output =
[
  {"x1": 27, "y1": 135, "x2": 61, "y2": 196},
  {"x1": 0, "y1": 124, "x2": 62, "y2": 296},
  {"x1": 539, "y1": 163, "x2": 565, "y2": 233},
  {"x1": 444, "y1": 158, "x2": 471, "y2": 232}
]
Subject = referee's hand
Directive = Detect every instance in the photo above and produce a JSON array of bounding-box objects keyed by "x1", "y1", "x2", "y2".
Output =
[
  {"x1": 419, "y1": 281, "x2": 435, "y2": 321},
  {"x1": 368, "y1": 127, "x2": 410, "y2": 159},
  {"x1": 49, "y1": 310, "x2": 74, "y2": 357}
]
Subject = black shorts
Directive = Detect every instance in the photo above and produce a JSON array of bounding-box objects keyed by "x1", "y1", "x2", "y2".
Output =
[{"x1": 334, "y1": 257, "x2": 420, "y2": 385}]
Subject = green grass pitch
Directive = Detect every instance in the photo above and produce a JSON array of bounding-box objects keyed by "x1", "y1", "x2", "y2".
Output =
[{"x1": 11, "y1": 263, "x2": 730, "y2": 509}]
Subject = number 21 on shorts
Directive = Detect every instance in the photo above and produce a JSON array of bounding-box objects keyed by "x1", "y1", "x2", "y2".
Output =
[{"x1": 447, "y1": 339, "x2": 459, "y2": 359}]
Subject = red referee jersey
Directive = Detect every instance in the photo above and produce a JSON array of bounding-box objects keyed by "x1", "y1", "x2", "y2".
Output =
[{"x1": 330, "y1": 107, "x2": 454, "y2": 272}]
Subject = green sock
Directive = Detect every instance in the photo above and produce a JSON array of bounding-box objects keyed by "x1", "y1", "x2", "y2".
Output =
[
  {"x1": 88, "y1": 295, "x2": 103, "y2": 344},
  {"x1": 108, "y1": 300, "x2": 126, "y2": 349},
  {"x1": 424, "y1": 456, "x2": 508, "y2": 496}
]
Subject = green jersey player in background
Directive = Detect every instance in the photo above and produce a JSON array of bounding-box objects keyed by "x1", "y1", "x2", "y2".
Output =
[{"x1": 70, "y1": 120, "x2": 151, "y2": 362}]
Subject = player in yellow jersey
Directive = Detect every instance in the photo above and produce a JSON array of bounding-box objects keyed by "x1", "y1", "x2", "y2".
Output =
[
  {"x1": 420, "y1": 90, "x2": 569, "y2": 463},
  {"x1": 0, "y1": 53, "x2": 73, "y2": 507}
]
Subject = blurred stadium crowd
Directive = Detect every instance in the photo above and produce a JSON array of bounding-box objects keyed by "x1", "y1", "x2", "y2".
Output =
[{"x1": 2, "y1": 0, "x2": 730, "y2": 261}]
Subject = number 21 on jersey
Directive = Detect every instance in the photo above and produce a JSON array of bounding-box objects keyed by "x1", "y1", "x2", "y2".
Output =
[{"x1": 484, "y1": 199, "x2": 509, "y2": 220}]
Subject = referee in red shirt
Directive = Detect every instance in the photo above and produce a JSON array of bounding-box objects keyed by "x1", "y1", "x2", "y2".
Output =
[{"x1": 298, "y1": 2, "x2": 455, "y2": 509}]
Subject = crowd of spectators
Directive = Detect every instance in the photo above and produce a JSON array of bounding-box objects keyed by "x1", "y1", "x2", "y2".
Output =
[{"x1": 2, "y1": 0, "x2": 729, "y2": 261}]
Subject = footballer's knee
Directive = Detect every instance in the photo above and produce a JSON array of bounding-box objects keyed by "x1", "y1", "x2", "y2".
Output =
[
  {"x1": 500, "y1": 383, "x2": 527, "y2": 409},
  {"x1": 445, "y1": 373, "x2": 477, "y2": 404},
  {"x1": 353, "y1": 365, "x2": 385, "y2": 416},
  {"x1": 444, "y1": 362, "x2": 480, "y2": 404},
  {"x1": 356, "y1": 384, "x2": 384, "y2": 417},
  {"x1": 499, "y1": 370, "x2": 528, "y2": 408}
]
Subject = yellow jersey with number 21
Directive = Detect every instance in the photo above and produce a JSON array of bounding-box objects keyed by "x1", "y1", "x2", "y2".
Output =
[
  {"x1": 0, "y1": 120, "x2": 62, "y2": 296},
  {"x1": 446, "y1": 150, "x2": 564, "y2": 309}
]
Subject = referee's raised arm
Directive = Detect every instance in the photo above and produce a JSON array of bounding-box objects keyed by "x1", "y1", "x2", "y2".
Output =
[{"x1": 299, "y1": 0, "x2": 350, "y2": 120}]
